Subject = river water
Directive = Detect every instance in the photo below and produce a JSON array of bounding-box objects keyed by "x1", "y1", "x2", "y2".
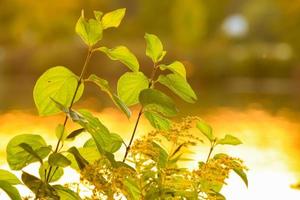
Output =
[{"x1": 0, "y1": 106, "x2": 300, "y2": 199}]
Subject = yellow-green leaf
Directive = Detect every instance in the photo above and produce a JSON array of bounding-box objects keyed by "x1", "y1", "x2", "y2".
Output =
[
  {"x1": 48, "y1": 153, "x2": 71, "y2": 167},
  {"x1": 217, "y1": 134, "x2": 242, "y2": 145},
  {"x1": 75, "y1": 10, "x2": 103, "y2": 46},
  {"x1": 117, "y1": 72, "x2": 149, "y2": 106},
  {"x1": 53, "y1": 185, "x2": 82, "y2": 200},
  {"x1": 158, "y1": 73, "x2": 197, "y2": 103},
  {"x1": 145, "y1": 33, "x2": 166, "y2": 63},
  {"x1": 159, "y1": 61, "x2": 186, "y2": 79},
  {"x1": 33, "y1": 66, "x2": 84, "y2": 116},
  {"x1": 6, "y1": 134, "x2": 51, "y2": 170},
  {"x1": 39, "y1": 162, "x2": 63, "y2": 183},
  {"x1": 196, "y1": 120, "x2": 214, "y2": 142},
  {"x1": 102, "y1": 8, "x2": 126, "y2": 29},
  {"x1": 0, "y1": 170, "x2": 21, "y2": 185},
  {"x1": 97, "y1": 46, "x2": 139, "y2": 72},
  {"x1": 87, "y1": 74, "x2": 131, "y2": 118},
  {"x1": 144, "y1": 111, "x2": 171, "y2": 130},
  {"x1": 139, "y1": 89, "x2": 178, "y2": 117},
  {"x1": 0, "y1": 181, "x2": 22, "y2": 200}
]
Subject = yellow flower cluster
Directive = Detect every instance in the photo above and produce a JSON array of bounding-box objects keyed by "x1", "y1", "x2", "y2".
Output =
[
  {"x1": 80, "y1": 158, "x2": 135, "y2": 199},
  {"x1": 193, "y1": 154, "x2": 247, "y2": 200},
  {"x1": 147, "y1": 116, "x2": 203, "y2": 145}
]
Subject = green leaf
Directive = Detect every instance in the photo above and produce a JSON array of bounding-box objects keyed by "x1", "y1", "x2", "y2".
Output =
[
  {"x1": 0, "y1": 181, "x2": 22, "y2": 200},
  {"x1": 124, "y1": 177, "x2": 141, "y2": 200},
  {"x1": 144, "y1": 111, "x2": 171, "y2": 130},
  {"x1": 50, "y1": 103, "x2": 123, "y2": 155},
  {"x1": 53, "y1": 185, "x2": 82, "y2": 200},
  {"x1": 152, "y1": 142, "x2": 168, "y2": 168},
  {"x1": 39, "y1": 162, "x2": 64, "y2": 183},
  {"x1": 18, "y1": 143, "x2": 44, "y2": 164},
  {"x1": 93, "y1": 11, "x2": 103, "y2": 21},
  {"x1": 6, "y1": 134, "x2": 51, "y2": 170},
  {"x1": 75, "y1": 10, "x2": 103, "y2": 46},
  {"x1": 83, "y1": 134, "x2": 122, "y2": 153},
  {"x1": 83, "y1": 138, "x2": 95, "y2": 147},
  {"x1": 68, "y1": 146, "x2": 100, "y2": 172},
  {"x1": 158, "y1": 73, "x2": 197, "y2": 103},
  {"x1": 117, "y1": 72, "x2": 149, "y2": 106},
  {"x1": 233, "y1": 168, "x2": 248, "y2": 187},
  {"x1": 67, "y1": 147, "x2": 89, "y2": 170},
  {"x1": 48, "y1": 153, "x2": 71, "y2": 167},
  {"x1": 66, "y1": 128, "x2": 85, "y2": 140},
  {"x1": 74, "y1": 110, "x2": 123, "y2": 153},
  {"x1": 22, "y1": 171, "x2": 59, "y2": 199},
  {"x1": 196, "y1": 120, "x2": 214, "y2": 142},
  {"x1": 33, "y1": 66, "x2": 84, "y2": 116},
  {"x1": 108, "y1": 133, "x2": 123, "y2": 153},
  {"x1": 139, "y1": 89, "x2": 178, "y2": 117},
  {"x1": 159, "y1": 61, "x2": 186, "y2": 79},
  {"x1": 55, "y1": 124, "x2": 67, "y2": 141},
  {"x1": 101, "y1": 8, "x2": 126, "y2": 29},
  {"x1": 0, "y1": 170, "x2": 21, "y2": 185},
  {"x1": 144, "y1": 33, "x2": 166, "y2": 63},
  {"x1": 97, "y1": 46, "x2": 139, "y2": 72},
  {"x1": 217, "y1": 134, "x2": 242, "y2": 145},
  {"x1": 87, "y1": 74, "x2": 131, "y2": 118}
]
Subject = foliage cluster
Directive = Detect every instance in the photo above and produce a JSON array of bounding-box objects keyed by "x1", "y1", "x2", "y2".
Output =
[{"x1": 0, "y1": 8, "x2": 247, "y2": 200}]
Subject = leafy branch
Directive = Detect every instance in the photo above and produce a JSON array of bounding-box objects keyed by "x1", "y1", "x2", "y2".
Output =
[
  {"x1": 122, "y1": 63, "x2": 159, "y2": 162},
  {"x1": 45, "y1": 47, "x2": 93, "y2": 182},
  {"x1": 0, "y1": 7, "x2": 248, "y2": 200}
]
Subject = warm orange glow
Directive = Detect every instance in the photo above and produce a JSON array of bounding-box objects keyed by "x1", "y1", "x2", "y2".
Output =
[{"x1": 1, "y1": 107, "x2": 300, "y2": 199}]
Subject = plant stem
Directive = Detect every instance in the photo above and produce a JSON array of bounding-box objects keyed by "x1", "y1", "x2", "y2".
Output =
[
  {"x1": 206, "y1": 140, "x2": 216, "y2": 163},
  {"x1": 46, "y1": 47, "x2": 93, "y2": 182},
  {"x1": 122, "y1": 64, "x2": 159, "y2": 162}
]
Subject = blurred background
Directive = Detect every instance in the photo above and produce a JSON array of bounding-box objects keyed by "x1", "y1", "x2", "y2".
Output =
[
  {"x1": 1, "y1": 0, "x2": 300, "y2": 111},
  {"x1": 1, "y1": 0, "x2": 300, "y2": 199}
]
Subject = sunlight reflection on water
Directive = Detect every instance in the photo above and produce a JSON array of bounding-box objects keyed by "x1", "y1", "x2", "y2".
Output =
[{"x1": 0, "y1": 107, "x2": 300, "y2": 199}]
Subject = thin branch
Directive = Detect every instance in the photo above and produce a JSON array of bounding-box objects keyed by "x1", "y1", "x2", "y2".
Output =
[
  {"x1": 46, "y1": 47, "x2": 93, "y2": 182},
  {"x1": 122, "y1": 63, "x2": 159, "y2": 162},
  {"x1": 206, "y1": 140, "x2": 216, "y2": 163}
]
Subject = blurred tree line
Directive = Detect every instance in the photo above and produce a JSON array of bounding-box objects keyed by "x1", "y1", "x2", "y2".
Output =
[{"x1": 0, "y1": 0, "x2": 299, "y2": 111}]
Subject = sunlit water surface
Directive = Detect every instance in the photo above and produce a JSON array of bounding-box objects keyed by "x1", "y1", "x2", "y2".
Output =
[{"x1": 0, "y1": 107, "x2": 300, "y2": 199}]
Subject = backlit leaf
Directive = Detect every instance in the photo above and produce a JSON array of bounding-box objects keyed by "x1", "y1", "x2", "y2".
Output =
[
  {"x1": 233, "y1": 168, "x2": 248, "y2": 188},
  {"x1": 139, "y1": 89, "x2": 178, "y2": 117},
  {"x1": 39, "y1": 162, "x2": 63, "y2": 183},
  {"x1": 33, "y1": 66, "x2": 84, "y2": 116},
  {"x1": 48, "y1": 153, "x2": 71, "y2": 167},
  {"x1": 196, "y1": 120, "x2": 214, "y2": 142},
  {"x1": 117, "y1": 72, "x2": 149, "y2": 106},
  {"x1": 22, "y1": 171, "x2": 59, "y2": 199},
  {"x1": 158, "y1": 73, "x2": 197, "y2": 103},
  {"x1": 75, "y1": 10, "x2": 103, "y2": 46},
  {"x1": 0, "y1": 170, "x2": 21, "y2": 185},
  {"x1": 87, "y1": 74, "x2": 131, "y2": 118},
  {"x1": 6, "y1": 134, "x2": 51, "y2": 170},
  {"x1": 66, "y1": 128, "x2": 85, "y2": 140},
  {"x1": 144, "y1": 111, "x2": 171, "y2": 130},
  {"x1": 74, "y1": 110, "x2": 123, "y2": 153},
  {"x1": 53, "y1": 185, "x2": 82, "y2": 200},
  {"x1": 124, "y1": 177, "x2": 141, "y2": 200},
  {"x1": 217, "y1": 135, "x2": 242, "y2": 146},
  {"x1": 159, "y1": 61, "x2": 186, "y2": 79},
  {"x1": 0, "y1": 181, "x2": 22, "y2": 200},
  {"x1": 93, "y1": 11, "x2": 103, "y2": 21},
  {"x1": 102, "y1": 8, "x2": 126, "y2": 29},
  {"x1": 145, "y1": 33, "x2": 166, "y2": 63},
  {"x1": 67, "y1": 147, "x2": 89, "y2": 170},
  {"x1": 97, "y1": 46, "x2": 139, "y2": 72}
]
